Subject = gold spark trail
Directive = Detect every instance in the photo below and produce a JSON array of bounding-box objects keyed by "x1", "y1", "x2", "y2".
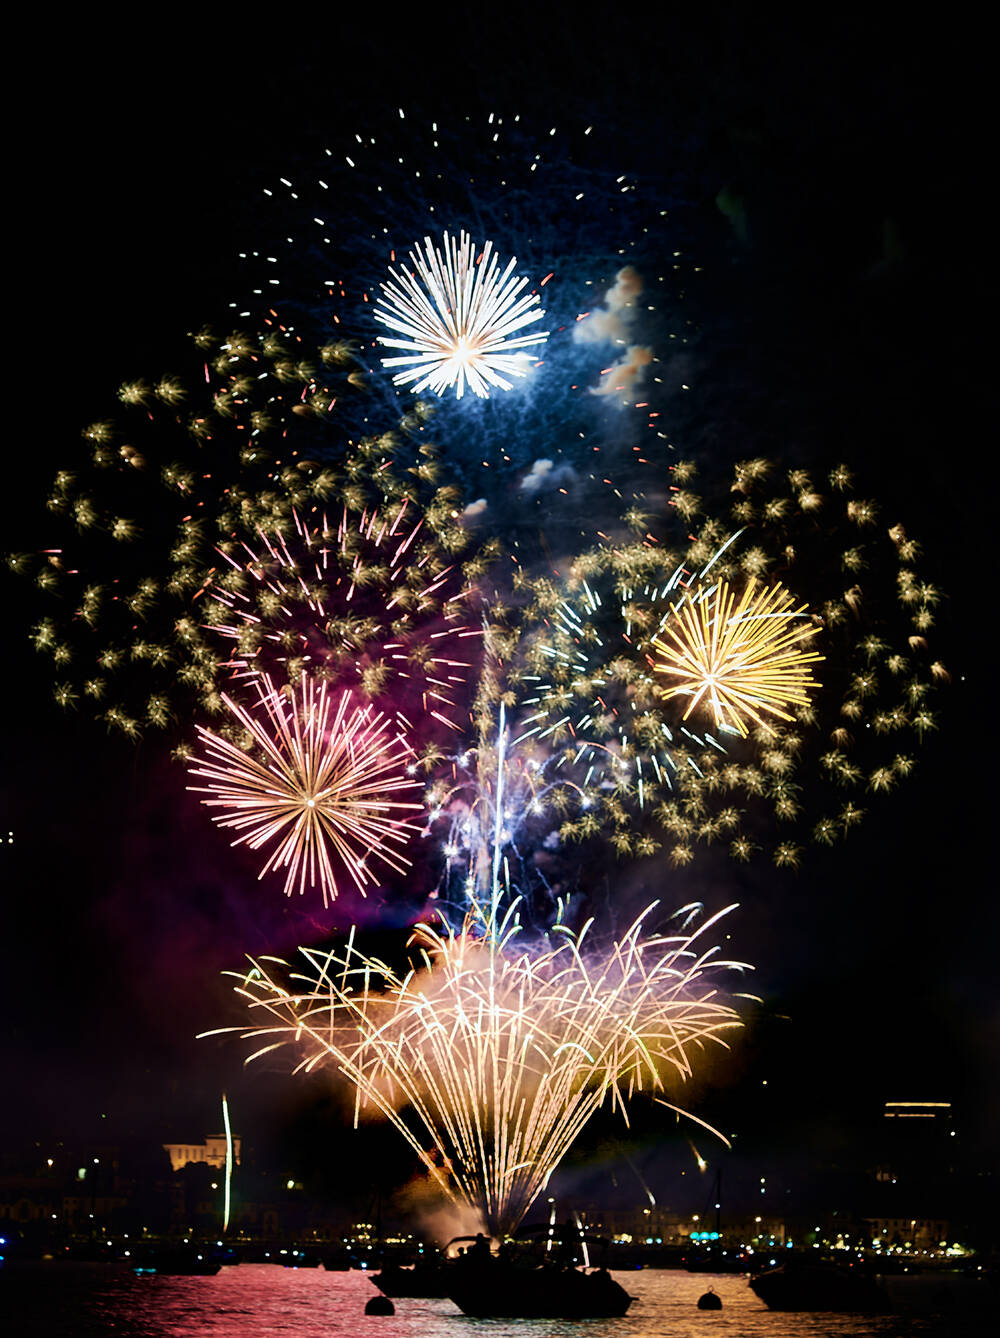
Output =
[{"x1": 207, "y1": 903, "x2": 745, "y2": 1235}]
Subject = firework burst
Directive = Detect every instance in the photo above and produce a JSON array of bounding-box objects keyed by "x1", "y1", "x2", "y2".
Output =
[
  {"x1": 514, "y1": 566, "x2": 729, "y2": 784},
  {"x1": 421, "y1": 701, "x2": 600, "y2": 930},
  {"x1": 18, "y1": 322, "x2": 493, "y2": 741},
  {"x1": 374, "y1": 231, "x2": 548, "y2": 399},
  {"x1": 652, "y1": 577, "x2": 823, "y2": 737},
  {"x1": 238, "y1": 113, "x2": 679, "y2": 494},
  {"x1": 613, "y1": 457, "x2": 947, "y2": 866},
  {"x1": 208, "y1": 902, "x2": 745, "y2": 1235},
  {"x1": 484, "y1": 460, "x2": 947, "y2": 870},
  {"x1": 187, "y1": 673, "x2": 422, "y2": 905},
  {"x1": 204, "y1": 501, "x2": 483, "y2": 735},
  {"x1": 477, "y1": 548, "x2": 735, "y2": 869}
]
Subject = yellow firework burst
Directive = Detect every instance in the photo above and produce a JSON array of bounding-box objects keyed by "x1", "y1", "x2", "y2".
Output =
[{"x1": 652, "y1": 578, "x2": 823, "y2": 736}]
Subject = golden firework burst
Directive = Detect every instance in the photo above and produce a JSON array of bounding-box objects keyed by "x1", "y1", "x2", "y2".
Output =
[
  {"x1": 206, "y1": 904, "x2": 744, "y2": 1236},
  {"x1": 652, "y1": 578, "x2": 823, "y2": 736},
  {"x1": 187, "y1": 672, "x2": 422, "y2": 904}
]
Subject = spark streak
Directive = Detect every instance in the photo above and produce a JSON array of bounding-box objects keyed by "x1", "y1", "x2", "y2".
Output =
[{"x1": 221, "y1": 1092, "x2": 234, "y2": 1233}]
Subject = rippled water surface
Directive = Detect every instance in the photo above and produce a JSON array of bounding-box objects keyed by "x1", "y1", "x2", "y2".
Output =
[{"x1": 1, "y1": 1263, "x2": 993, "y2": 1337}]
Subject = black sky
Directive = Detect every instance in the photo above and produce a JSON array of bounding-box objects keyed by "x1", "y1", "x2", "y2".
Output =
[{"x1": 3, "y1": 16, "x2": 993, "y2": 1210}]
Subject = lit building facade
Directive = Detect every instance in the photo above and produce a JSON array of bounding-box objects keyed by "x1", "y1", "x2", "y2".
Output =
[{"x1": 162, "y1": 1134, "x2": 241, "y2": 1173}]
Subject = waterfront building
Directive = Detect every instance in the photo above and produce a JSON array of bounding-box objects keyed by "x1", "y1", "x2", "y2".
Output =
[{"x1": 162, "y1": 1134, "x2": 241, "y2": 1173}]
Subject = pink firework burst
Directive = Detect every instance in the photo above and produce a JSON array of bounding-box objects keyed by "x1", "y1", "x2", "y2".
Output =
[{"x1": 187, "y1": 673, "x2": 422, "y2": 905}]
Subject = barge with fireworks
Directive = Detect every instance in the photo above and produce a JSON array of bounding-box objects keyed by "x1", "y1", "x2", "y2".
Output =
[
  {"x1": 373, "y1": 1224, "x2": 633, "y2": 1318},
  {"x1": 447, "y1": 1262, "x2": 632, "y2": 1319}
]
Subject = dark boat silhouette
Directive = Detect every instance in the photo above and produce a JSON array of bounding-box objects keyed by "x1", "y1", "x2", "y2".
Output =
[
  {"x1": 283, "y1": 1246, "x2": 322, "y2": 1267},
  {"x1": 371, "y1": 1236, "x2": 477, "y2": 1298},
  {"x1": 447, "y1": 1261, "x2": 632, "y2": 1318},
  {"x1": 750, "y1": 1260, "x2": 890, "y2": 1312},
  {"x1": 373, "y1": 1224, "x2": 633, "y2": 1316},
  {"x1": 371, "y1": 1258, "x2": 453, "y2": 1297},
  {"x1": 131, "y1": 1246, "x2": 223, "y2": 1276},
  {"x1": 446, "y1": 1223, "x2": 633, "y2": 1319},
  {"x1": 685, "y1": 1245, "x2": 748, "y2": 1273}
]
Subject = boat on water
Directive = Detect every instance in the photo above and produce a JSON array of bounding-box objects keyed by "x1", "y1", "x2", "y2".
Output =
[
  {"x1": 373, "y1": 1223, "x2": 633, "y2": 1317},
  {"x1": 684, "y1": 1244, "x2": 749, "y2": 1273},
  {"x1": 456, "y1": 1223, "x2": 632, "y2": 1318},
  {"x1": 283, "y1": 1247, "x2": 322, "y2": 1268},
  {"x1": 447, "y1": 1261, "x2": 632, "y2": 1318},
  {"x1": 131, "y1": 1247, "x2": 223, "y2": 1276},
  {"x1": 750, "y1": 1260, "x2": 890, "y2": 1313},
  {"x1": 371, "y1": 1258, "x2": 453, "y2": 1297},
  {"x1": 371, "y1": 1235, "x2": 482, "y2": 1298}
]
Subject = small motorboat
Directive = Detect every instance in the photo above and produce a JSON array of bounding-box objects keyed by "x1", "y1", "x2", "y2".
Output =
[
  {"x1": 371, "y1": 1235, "x2": 492, "y2": 1298},
  {"x1": 370, "y1": 1258, "x2": 453, "y2": 1298},
  {"x1": 750, "y1": 1261, "x2": 890, "y2": 1313}
]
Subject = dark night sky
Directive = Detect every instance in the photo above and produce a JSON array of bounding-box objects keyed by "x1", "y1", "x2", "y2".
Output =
[{"x1": 3, "y1": 17, "x2": 994, "y2": 1216}]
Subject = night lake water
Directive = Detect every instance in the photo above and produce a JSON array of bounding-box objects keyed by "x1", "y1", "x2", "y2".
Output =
[{"x1": 1, "y1": 1263, "x2": 994, "y2": 1337}]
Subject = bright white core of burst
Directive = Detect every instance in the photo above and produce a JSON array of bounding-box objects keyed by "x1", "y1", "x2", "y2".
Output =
[{"x1": 374, "y1": 230, "x2": 549, "y2": 400}]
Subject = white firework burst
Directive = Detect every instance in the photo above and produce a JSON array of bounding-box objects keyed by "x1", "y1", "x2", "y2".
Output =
[{"x1": 374, "y1": 230, "x2": 548, "y2": 399}]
